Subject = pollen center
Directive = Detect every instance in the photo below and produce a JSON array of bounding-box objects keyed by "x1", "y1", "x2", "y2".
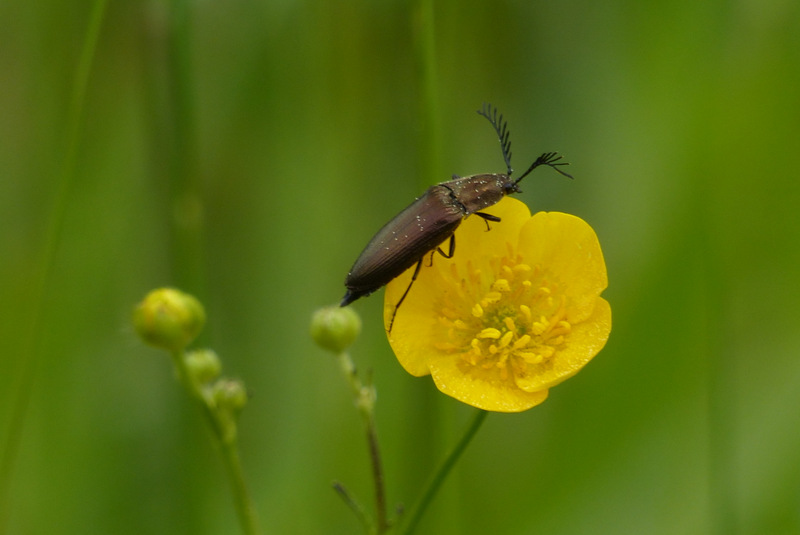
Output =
[{"x1": 434, "y1": 248, "x2": 572, "y2": 386}]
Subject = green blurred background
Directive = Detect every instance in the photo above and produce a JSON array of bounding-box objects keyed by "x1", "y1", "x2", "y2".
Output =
[{"x1": 2, "y1": 1, "x2": 799, "y2": 533}]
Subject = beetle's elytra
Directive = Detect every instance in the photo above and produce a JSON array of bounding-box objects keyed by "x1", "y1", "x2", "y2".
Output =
[{"x1": 341, "y1": 104, "x2": 573, "y2": 331}]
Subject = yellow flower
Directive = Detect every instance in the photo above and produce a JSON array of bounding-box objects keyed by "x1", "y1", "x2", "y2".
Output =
[{"x1": 383, "y1": 197, "x2": 611, "y2": 412}]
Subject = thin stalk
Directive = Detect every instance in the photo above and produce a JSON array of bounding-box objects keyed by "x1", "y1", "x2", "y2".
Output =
[
  {"x1": 335, "y1": 351, "x2": 389, "y2": 534},
  {"x1": 333, "y1": 482, "x2": 374, "y2": 533},
  {"x1": 165, "y1": 0, "x2": 207, "y2": 296},
  {"x1": 220, "y1": 436, "x2": 261, "y2": 535},
  {"x1": 170, "y1": 351, "x2": 261, "y2": 535},
  {"x1": 401, "y1": 409, "x2": 488, "y2": 535},
  {"x1": 366, "y1": 410, "x2": 389, "y2": 533},
  {"x1": 413, "y1": 0, "x2": 442, "y2": 189},
  {"x1": 0, "y1": 0, "x2": 108, "y2": 531}
]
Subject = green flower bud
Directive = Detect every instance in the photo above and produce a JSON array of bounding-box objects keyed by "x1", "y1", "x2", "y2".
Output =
[
  {"x1": 311, "y1": 306, "x2": 361, "y2": 353},
  {"x1": 184, "y1": 349, "x2": 222, "y2": 384},
  {"x1": 133, "y1": 288, "x2": 205, "y2": 352},
  {"x1": 212, "y1": 379, "x2": 248, "y2": 412}
]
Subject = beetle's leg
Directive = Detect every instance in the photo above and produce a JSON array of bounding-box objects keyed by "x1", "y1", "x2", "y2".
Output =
[
  {"x1": 436, "y1": 235, "x2": 456, "y2": 258},
  {"x1": 475, "y1": 211, "x2": 501, "y2": 231},
  {"x1": 425, "y1": 249, "x2": 436, "y2": 267},
  {"x1": 426, "y1": 235, "x2": 456, "y2": 267},
  {"x1": 388, "y1": 259, "x2": 423, "y2": 333}
]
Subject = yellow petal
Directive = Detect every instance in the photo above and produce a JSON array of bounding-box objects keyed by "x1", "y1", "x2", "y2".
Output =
[
  {"x1": 517, "y1": 212, "x2": 608, "y2": 324},
  {"x1": 514, "y1": 297, "x2": 611, "y2": 392},
  {"x1": 451, "y1": 197, "x2": 532, "y2": 264},
  {"x1": 428, "y1": 356, "x2": 549, "y2": 412}
]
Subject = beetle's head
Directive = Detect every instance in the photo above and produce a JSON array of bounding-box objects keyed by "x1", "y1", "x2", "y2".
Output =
[{"x1": 504, "y1": 179, "x2": 523, "y2": 195}]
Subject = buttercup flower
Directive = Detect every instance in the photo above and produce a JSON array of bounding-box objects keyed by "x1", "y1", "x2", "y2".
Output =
[{"x1": 384, "y1": 197, "x2": 611, "y2": 412}]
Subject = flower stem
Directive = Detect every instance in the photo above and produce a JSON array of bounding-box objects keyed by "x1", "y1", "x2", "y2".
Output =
[
  {"x1": 161, "y1": 0, "x2": 207, "y2": 295},
  {"x1": 333, "y1": 482, "x2": 374, "y2": 533},
  {"x1": 366, "y1": 410, "x2": 389, "y2": 533},
  {"x1": 335, "y1": 351, "x2": 389, "y2": 534},
  {"x1": 412, "y1": 0, "x2": 442, "y2": 189},
  {"x1": 220, "y1": 436, "x2": 261, "y2": 535},
  {"x1": 401, "y1": 409, "x2": 488, "y2": 535},
  {"x1": 170, "y1": 351, "x2": 261, "y2": 535}
]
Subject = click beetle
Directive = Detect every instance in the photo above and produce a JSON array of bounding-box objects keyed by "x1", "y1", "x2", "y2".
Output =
[{"x1": 341, "y1": 104, "x2": 573, "y2": 332}]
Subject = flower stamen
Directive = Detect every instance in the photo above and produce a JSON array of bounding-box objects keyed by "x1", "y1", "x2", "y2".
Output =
[
  {"x1": 492, "y1": 279, "x2": 511, "y2": 293},
  {"x1": 498, "y1": 331, "x2": 514, "y2": 348},
  {"x1": 478, "y1": 328, "x2": 501, "y2": 339}
]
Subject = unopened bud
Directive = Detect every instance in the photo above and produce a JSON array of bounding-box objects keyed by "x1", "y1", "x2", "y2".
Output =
[
  {"x1": 184, "y1": 349, "x2": 222, "y2": 384},
  {"x1": 133, "y1": 288, "x2": 205, "y2": 352},
  {"x1": 311, "y1": 306, "x2": 361, "y2": 353},
  {"x1": 212, "y1": 379, "x2": 248, "y2": 412}
]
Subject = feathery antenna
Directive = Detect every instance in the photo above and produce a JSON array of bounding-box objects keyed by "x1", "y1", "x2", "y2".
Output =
[
  {"x1": 478, "y1": 103, "x2": 573, "y2": 183},
  {"x1": 514, "y1": 151, "x2": 573, "y2": 184},
  {"x1": 477, "y1": 103, "x2": 513, "y2": 176}
]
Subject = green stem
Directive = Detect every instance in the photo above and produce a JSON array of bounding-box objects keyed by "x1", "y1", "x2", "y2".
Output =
[
  {"x1": 165, "y1": 0, "x2": 207, "y2": 296},
  {"x1": 335, "y1": 351, "x2": 388, "y2": 534},
  {"x1": 413, "y1": 0, "x2": 442, "y2": 188},
  {"x1": 170, "y1": 352, "x2": 261, "y2": 535},
  {"x1": 0, "y1": 0, "x2": 108, "y2": 531},
  {"x1": 366, "y1": 411, "x2": 389, "y2": 533},
  {"x1": 220, "y1": 437, "x2": 261, "y2": 535},
  {"x1": 401, "y1": 409, "x2": 488, "y2": 535},
  {"x1": 333, "y1": 482, "x2": 375, "y2": 533}
]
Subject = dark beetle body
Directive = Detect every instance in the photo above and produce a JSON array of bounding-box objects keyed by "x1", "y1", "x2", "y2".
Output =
[
  {"x1": 339, "y1": 104, "x2": 572, "y2": 326},
  {"x1": 341, "y1": 173, "x2": 519, "y2": 306}
]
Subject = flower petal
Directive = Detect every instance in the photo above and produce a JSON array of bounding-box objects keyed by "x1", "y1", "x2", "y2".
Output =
[
  {"x1": 451, "y1": 197, "x2": 532, "y2": 264},
  {"x1": 428, "y1": 356, "x2": 550, "y2": 412},
  {"x1": 514, "y1": 297, "x2": 611, "y2": 392},
  {"x1": 517, "y1": 212, "x2": 608, "y2": 324},
  {"x1": 383, "y1": 253, "x2": 444, "y2": 376}
]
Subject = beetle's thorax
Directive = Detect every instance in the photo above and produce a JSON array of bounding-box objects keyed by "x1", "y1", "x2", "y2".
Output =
[{"x1": 440, "y1": 173, "x2": 517, "y2": 215}]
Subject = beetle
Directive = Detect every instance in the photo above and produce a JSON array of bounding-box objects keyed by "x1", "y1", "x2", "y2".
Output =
[{"x1": 341, "y1": 103, "x2": 573, "y2": 331}]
